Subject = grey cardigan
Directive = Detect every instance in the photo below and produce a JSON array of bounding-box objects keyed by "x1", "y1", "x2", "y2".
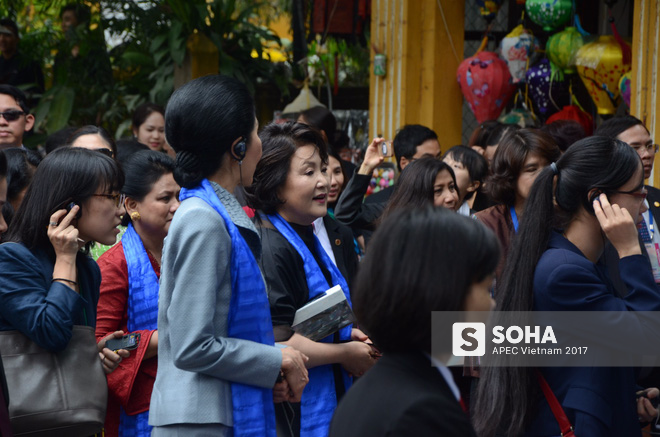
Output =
[{"x1": 149, "y1": 182, "x2": 282, "y2": 427}]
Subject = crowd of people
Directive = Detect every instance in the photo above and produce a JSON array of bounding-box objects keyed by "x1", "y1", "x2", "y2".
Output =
[{"x1": 0, "y1": 62, "x2": 659, "y2": 437}]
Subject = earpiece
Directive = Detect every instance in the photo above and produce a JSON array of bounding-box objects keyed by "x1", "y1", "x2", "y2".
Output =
[
  {"x1": 589, "y1": 190, "x2": 603, "y2": 205},
  {"x1": 232, "y1": 137, "x2": 247, "y2": 162}
]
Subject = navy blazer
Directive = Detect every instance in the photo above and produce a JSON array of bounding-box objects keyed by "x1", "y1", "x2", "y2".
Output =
[
  {"x1": 528, "y1": 232, "x2": 660, "y2": 436},
  {"x1": 0, "y1": 242, "x2": 100, "y2": 352}
]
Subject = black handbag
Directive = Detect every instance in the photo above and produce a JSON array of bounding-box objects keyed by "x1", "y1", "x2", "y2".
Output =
[{"x1": 0, "y1": 326, "x2": 107, "y2": 437}]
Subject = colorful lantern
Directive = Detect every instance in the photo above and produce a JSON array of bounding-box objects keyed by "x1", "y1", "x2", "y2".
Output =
[
  {"x1": 499, "y1": 24, "x2": 541, "y2": 83},
  {"x1": 546, "y1": 105, "x2": 593, "y2": 135},
  {"x1": 526, "y1": 59, "x2": 569, "y2": 120},
  {"x1": 575, "y1": 36, "x2": 631, "y2": 115},
  {"x1": 476, "y1": 0, "x2": 504, "y2": 21},
  {"x1": 619, "y1": 70, "x2": 632, "y2": 108},
  {"x1": 546, "y1": 27, "x2": 584, "y2": 74},
  {"x1": 525, "y1": 0, "x2": 573, "y2": 31},
  {"x1": 499, "y1": 107, "x2": 538, "y2": 127},
  {"x1": 457, "y1": 51, "x2": 516, "y2": 124}
]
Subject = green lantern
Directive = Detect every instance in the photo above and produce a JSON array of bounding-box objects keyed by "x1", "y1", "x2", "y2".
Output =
[
  {"x1": 526, "y1": 0, "x2": 573, "y2": 31},
  {"x1": 547, "y1": 27, "x2": 584, "y2": 74}
]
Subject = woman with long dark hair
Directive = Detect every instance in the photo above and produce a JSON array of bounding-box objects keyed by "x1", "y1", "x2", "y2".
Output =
[
  {"x1": 0, "y1": 147, "x2": 127, "y2": 370},
  {"x1": 381, "y1": 156, "x2": 459, "y2": 220},
  {"x1": 473, "y1": 136, "x2": 660, "y2": 436},
  {"x1": 148, "y1": 75, "x2": 308, "y2": 437},
  {"x1": 96, "y1": 150, "x2": 179, "y2": 437}
]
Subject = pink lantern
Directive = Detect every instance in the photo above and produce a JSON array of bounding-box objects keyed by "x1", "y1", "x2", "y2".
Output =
[{"x1": 457, "y1": 51, "x2": 516, "y2": 123}]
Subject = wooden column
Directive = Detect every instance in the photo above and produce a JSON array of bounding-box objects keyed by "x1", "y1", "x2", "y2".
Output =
[
  {"x1": 369, "y1": 0, "x2": 465, "y2": 151},
  {"x1": 631, "y1": 0, "x2": 660, "y2": 186}
]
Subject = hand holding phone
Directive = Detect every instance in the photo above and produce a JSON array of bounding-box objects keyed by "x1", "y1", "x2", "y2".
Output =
[
  {"x1": 379, "y1": 141, "x2": 393, "y2": 158},
  {"x1": 105, "y1": 333, "x2": 141, "y2": 352}
]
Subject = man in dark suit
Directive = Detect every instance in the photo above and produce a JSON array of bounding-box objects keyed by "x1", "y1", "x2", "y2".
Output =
[
  {"x1": 595, "y1": 116, "x2": 660, "y2": 296},
  {"x1": 334, "y1": 124, "x2": 440, "y2": 232}
]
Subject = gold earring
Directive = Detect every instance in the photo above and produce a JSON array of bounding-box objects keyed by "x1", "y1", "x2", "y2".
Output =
[{"x1": 130, "y1": 211, "x2": 141, "y2": 221}]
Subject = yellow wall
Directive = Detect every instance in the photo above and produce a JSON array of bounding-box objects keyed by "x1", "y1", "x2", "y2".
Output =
[
  {"x1": 369, "y1": 0, "x2": 465, "y2": 151},
  {"x1": 632, "y1": 0, "x2": 660, "y2": 186}
]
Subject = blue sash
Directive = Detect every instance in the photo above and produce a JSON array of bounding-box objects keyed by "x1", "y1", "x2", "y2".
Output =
[
  {"x1": 265, "y1": 213, "x2": 353, "y2": 437},
  {"x1": 119, "y1": 223, "x2": 159, "y2": 437},
  {"x1": 180, "y1": 179, "x2": 276, "y2": 437}
]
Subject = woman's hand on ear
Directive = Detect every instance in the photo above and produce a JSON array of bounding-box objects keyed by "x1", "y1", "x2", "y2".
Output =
[{"x1": 593, "y1": 193, "x2": 642, "y2": 258}]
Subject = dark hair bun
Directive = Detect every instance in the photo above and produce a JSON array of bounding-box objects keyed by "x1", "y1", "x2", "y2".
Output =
[{"x1": 174, "y1": 150, "x2": 203, "y2": 188}]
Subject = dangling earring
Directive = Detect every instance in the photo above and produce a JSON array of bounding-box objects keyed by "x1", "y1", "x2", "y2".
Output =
[{"x1": 131, "y1": 211, "x2": 141, "y2": 221}]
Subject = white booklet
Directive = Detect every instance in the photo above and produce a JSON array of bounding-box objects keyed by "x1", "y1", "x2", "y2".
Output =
[{"x1": 292, "y1": 285, "x2": 356, "y2": 341}]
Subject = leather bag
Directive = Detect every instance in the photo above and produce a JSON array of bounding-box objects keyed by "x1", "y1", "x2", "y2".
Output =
[{"x1": 0, "y1": 326, "x2": 107, "y2": 437}]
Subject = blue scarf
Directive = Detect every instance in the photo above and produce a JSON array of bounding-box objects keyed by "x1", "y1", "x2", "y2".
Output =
[
  {"x1": 180, "y1": 179, "x2": 276, "y2": 437},
  {"x1": 265, "y1": 213, "x2": 353, "y2": 437},
  {"x1": 119, "y1": 223, "x2": 159, "y2": 437}
]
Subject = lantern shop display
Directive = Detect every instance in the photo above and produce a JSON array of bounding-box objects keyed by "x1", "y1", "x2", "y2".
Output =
[
  {"x1": 457, "y1": 51, "x2": 516, "y2": 124},
  {"x1": 366, "y1": 167, "x2": 395, "y2": 197},
  {"x1": 498, "y1": 107, "x2": 538, "y2": 128},
  {"x1": 546, "y1": 105, "x2": 593, "y2": 136},
  {"x1": 546, "y1": 27, "x2": 584, "y2": 74},
  {"x1": 619, "y1": 71, "x2": 632, "y2": 108},
  {"x1": 526, "y1": 58, "x2": 569, "y2": 120},
  {"x1": 525, "y1": 0, "x2": 572, "y2": 31},
  {"x1": 500, "y1": 24, "x2": 541, "y2": 83},
  {"x1": 575, "y1": 35, "x2": 631, "y2": 115},
  {"x1": 476, "y1": 0, "x2": 504, "y2": 21}
]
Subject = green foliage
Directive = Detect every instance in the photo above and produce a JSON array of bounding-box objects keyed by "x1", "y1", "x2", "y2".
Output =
[
  {"x1": 4, "y1": 0, "x2": 290, "y2": 147},
  {"x1": 307, "y1": 34, "x2": 370, "y2": 89}
]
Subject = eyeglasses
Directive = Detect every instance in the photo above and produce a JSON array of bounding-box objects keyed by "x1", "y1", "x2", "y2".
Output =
[
  {"x1": 610, "y1": 188, "x2": 648, "y2": 200},
  {"x1": 631, "y1": 143, "x2": 660, "y2": 154},
  {"x1": 92, "y1": 193, "x2": 126, "y2": 208},
  {"x1": 0, "y1": 110, "x2": 25, "y2": 122}
]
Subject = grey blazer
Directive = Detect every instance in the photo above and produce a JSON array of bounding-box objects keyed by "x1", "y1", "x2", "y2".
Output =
[{"x1": 149, "y1": 182, "x2": 282, "y2": 427}]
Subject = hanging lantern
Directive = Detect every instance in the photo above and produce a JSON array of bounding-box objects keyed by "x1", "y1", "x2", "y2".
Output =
[
  {"x1": 499, "y1": 24, "x2": 541, "y2": 83},
  {"x1": 526, "y1": 58, "x2": 569, "y2": 120},
  {"x1": 546, "y1": 27, "x2": 584, "y2": 74},
  {"x1": 619, "y1": 70, "x2": 632, "y2": 108},
  {"x1": 499, "y1": 107, "x2": 538, "y2": 127},
  {"x1": 476, "y1": 0, "x2": 504, "y2": 22},
  {"x1": 457, "y1": 51, "x2": 516, "y2": 124},
  {"x1": 546, "y1": 105, "x2": 593, "y2": 135},
  {"x1": 525, "y1": 0, "x2": 573, "y2": 31},
  {"x1": 575, "y1": 35, "x2": 631, "y2": 115}
]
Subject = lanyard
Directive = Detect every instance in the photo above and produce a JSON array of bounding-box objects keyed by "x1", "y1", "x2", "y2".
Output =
[
  {"x1": 509, "y1": 206, "x2": 519, "y2": 233},
  {"x1": 649, "y1": 211, "x2": 654, "y2": 234}
]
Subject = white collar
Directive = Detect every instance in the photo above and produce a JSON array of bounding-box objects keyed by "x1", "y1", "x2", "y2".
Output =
[{"x1": 427, "y1": 354, "x2": 461, "y2": 401}]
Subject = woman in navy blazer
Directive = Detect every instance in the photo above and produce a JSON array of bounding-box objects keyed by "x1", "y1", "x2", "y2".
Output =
[
  {"x1": 0, "y1": 147, "x2": 128, "y2": 371},
  {"x1": 330, "y1": 207, "x2": 500, "y2": 437},
  {"x1": 473, "y1": 136, "x2": 660, "y2": 437}
]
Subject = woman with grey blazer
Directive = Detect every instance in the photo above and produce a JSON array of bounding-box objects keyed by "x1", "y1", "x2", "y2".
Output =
[{"x1": 148, "y1": 75, "x2": 309, "y2": 437}]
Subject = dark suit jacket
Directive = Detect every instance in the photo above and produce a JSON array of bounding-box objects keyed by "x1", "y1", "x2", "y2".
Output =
[
  {"x1": 334, "y1": 170, "x2": 387, "y2": 232},
  {"x1": 329, "y1": 352, "x2": 476, "y2": 437}
]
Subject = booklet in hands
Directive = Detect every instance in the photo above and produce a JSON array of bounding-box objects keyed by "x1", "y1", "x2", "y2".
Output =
[{"x1": 292, "y1": 285, "x2": 356, "y2": 341}]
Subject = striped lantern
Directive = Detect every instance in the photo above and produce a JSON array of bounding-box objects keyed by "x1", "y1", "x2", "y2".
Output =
[
  {"x1": 546, "y1": 27, "x2": 584, "y2": 74},
  {"x1": 575, "y1": 36, "x2": 631, "y2": 115},
  {"x1": 457, "y1": 51, "x2": 516, "y2": 123},
  {"x1": 525, "y1": 0, "x2": 572, "y2": 31},
  {"x1": 619, "y1": 70, "x2": 632, "y2": 108}
]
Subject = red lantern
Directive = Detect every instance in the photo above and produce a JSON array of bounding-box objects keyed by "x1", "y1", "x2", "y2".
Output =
[
  {"x1": 457, "y1": 51, "x2": 516, "y2": 123},
  {"x1": 545, "y1": 105, "x2": 593, "y2": 136}
]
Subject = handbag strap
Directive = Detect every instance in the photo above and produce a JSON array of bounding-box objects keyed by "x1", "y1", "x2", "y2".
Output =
[{"x1": 535, "y1": 370, "x2": 575, "y2": 437}]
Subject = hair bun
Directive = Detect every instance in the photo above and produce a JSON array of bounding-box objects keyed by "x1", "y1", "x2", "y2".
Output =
[{"x1": 174, "y1": 150, "x2": 203, "y2": 188}]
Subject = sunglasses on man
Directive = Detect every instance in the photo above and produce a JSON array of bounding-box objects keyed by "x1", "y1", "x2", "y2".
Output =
[{"x1": 0, "y1": 110, "x2": 25, "y2": 122}]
